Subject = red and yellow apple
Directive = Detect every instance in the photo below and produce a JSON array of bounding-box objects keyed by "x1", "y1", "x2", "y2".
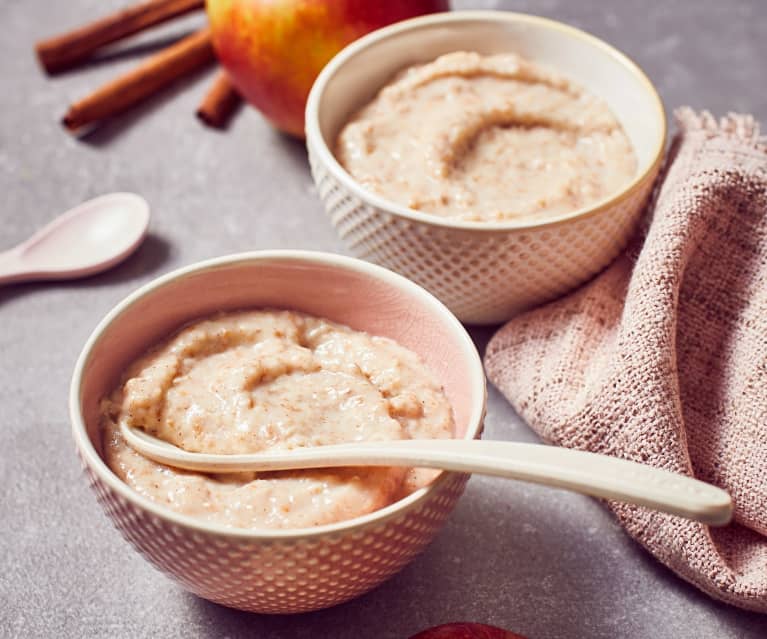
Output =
[{"x1": 207, "y1": 0, "x2": 449, "y2": 137}]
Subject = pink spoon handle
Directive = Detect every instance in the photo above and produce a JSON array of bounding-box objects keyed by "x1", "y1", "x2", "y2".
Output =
[{"x1": 0, "y1": 248, "x2": 27, "y2": 286}]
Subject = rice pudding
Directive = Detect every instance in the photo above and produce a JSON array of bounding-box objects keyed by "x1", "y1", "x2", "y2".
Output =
[
  {"x1": 335, "y1": 51, "x2": 637, "y2": 223},
  {"x1": 101, "y1": 310, "x2": 455, "y2": 530}
]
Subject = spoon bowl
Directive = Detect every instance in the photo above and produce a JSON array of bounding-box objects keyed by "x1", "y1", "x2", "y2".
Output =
[{"x1": 0, "y1": 192, "x2": 149, "y2": 285}]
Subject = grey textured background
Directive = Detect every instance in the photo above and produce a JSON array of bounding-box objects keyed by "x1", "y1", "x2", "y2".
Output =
[{"x1": 2, "y1": 1, "x2": 766, "y2": 637}]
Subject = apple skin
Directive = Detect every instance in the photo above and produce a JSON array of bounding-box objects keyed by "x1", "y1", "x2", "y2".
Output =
[
  {"x1": 207, "y1": 0, "x2": 450, "y2": 137},
  {"x1": 409, "y1": 622, "x2": 528, "y2": 639}
]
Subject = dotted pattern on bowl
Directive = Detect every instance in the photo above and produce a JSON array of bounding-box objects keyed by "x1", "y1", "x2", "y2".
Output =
[
  {"x1": 81, "y1": 450, "x2": 469, "y2": 614},
  {"x1": 309, "y1": 145, "x2": 657, "y2": 324}
]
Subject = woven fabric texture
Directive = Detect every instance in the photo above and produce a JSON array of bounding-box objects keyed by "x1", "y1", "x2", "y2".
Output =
[{"x1": 485, "y1": 109, "x2": 767, "y2": 612}]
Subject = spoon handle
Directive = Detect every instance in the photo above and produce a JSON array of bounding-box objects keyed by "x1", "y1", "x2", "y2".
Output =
[
  {"x1": 121, "y1": 426, "x2": 733, "y2": 526},
  {"x1": 0, "y1": 248, "x2": 27, "y2": 286}
]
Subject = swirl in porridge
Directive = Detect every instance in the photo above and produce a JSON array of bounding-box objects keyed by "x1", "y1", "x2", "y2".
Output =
[
  {"x1": 335, "y1": 51, "x2": 637, "y2": 222},
  {"x1": 101, "y1": 310, "x2": 454, "y2": 530}
]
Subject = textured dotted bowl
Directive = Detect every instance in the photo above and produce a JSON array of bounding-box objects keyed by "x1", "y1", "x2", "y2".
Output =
[
  {"x1": 70, "y1": 251, "x2": 485, "y2": 614},
  {"x1": 305, "y1": 11, "x2": 667, "y2": 324}
]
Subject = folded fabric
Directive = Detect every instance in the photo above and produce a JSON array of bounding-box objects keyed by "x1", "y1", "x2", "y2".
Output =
[{"x1": 484, "y1": 109, "x2": 767, "y2": 612}]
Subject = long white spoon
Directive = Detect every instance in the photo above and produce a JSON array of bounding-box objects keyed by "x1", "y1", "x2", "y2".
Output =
[
  {"x1": 120, "y1": 422, "x2": 733, "y2": 526},
  {"x1": 0, "y1": 192, "x2": 149, "y2": 285}
]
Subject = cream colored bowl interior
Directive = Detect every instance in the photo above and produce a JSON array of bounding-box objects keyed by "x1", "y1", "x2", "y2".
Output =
[{"x1": 313, "y1": 11, "x2": 664, "y2": 215}]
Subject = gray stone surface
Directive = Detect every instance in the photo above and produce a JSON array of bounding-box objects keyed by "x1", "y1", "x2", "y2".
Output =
[{"x1": 1, "y1": 0, "x2": 765, "y2": 637}]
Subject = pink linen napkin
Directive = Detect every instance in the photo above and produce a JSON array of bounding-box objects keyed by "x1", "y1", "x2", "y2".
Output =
[{"x1": 484, "y1": 108, "x2": 767, "y2": 612}]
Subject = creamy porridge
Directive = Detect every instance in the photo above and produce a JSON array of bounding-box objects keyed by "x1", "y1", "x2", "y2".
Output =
[
  {"x1": 101, "y1": 310, "x2": 455, "y2": 529},
  {"x1": 335, "y1": 51, "x2": 637, "y2": 223}
]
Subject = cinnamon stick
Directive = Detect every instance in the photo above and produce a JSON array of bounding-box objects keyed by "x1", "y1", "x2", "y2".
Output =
[
  {"x1": 62, "y1": 28, "x2": 214, "y2": 132},
  {"x1": 36, "y1": 0, "x2": 206, "y2": 74},
  {"x1": 196, "y1": 71, "x2": 243, "y2": 129}
]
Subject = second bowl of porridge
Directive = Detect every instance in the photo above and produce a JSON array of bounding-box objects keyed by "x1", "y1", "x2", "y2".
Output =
[{"x1": 306, "y1": 11, "x2": 666, "y2": 323}]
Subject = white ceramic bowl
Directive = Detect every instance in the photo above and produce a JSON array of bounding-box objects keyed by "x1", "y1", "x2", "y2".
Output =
[
  {"x1": 70, "y1": 251, "x2": 485, "y2": 613},
  {"x1": 306, "y1": 11, "x2": 667, "y2": 324}
]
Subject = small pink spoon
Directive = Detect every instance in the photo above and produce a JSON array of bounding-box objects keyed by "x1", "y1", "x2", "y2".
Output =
[{"x1": 0, "y1": 192, "x2": 150, "y2": 286}]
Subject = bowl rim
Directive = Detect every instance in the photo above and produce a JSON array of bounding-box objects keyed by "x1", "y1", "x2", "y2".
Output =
[
  {"x1": 305, "y1": 9, "x2": 667, "y2": 233},
  {"x1": 69, "y1": 250, "x2": 487, "y2": 540}
]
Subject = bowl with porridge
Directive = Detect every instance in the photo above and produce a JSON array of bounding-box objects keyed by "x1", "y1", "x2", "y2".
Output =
[
  {"x1": 306, "y1": 11, "x2": 666, "y2": 323},
  {"x1": 70, "y1": 250, "x2": 485, "y2": 614}
]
